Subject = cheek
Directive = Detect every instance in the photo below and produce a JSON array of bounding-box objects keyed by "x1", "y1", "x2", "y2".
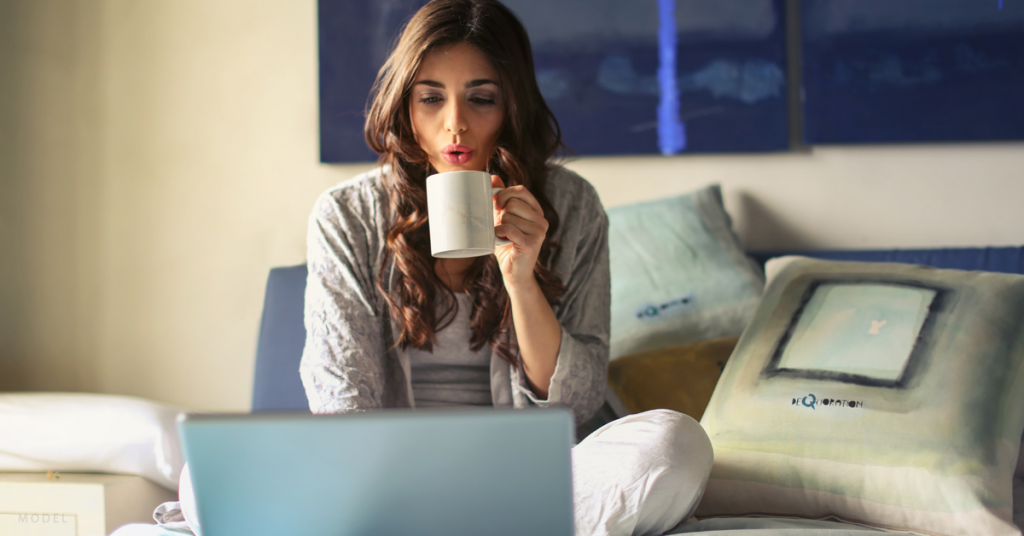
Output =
[
  {"x1": 411, "y1": 107, "x2": 445, "y2": 144},
  {"x1": 484, "y1": 111, "x2": 504, "y2": 146}
]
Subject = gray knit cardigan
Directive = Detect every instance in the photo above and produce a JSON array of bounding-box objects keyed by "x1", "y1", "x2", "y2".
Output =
[{"x1": 298, "y1": 165, "x2": 610, "y2": 425}]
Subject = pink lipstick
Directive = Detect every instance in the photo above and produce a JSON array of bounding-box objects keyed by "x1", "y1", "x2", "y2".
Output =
[{"x1": 441, "y1": 144, "x2": 474, "y2": 165}]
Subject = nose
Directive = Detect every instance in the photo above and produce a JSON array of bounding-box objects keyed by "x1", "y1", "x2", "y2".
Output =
[{"x1": 444, "y1": 99, "x2": 467, "y2": 135}]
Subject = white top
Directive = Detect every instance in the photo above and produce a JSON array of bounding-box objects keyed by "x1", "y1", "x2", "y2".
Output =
[{"x1": 407, "y1": 293, "x2": 493, "y2": 407}]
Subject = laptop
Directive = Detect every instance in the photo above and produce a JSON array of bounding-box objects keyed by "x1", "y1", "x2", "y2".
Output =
[{"x1": 178, "y1": 408, "x2": 575, "y2": 536}]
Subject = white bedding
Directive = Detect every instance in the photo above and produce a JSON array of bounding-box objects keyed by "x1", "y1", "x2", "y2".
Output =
[{"x1": 0, "y1": 393, "x2": 185, "y2": 491}]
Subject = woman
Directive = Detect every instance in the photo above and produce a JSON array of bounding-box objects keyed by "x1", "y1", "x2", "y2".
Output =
[
  {"x1": 301, "y1": 0, "x2": 605, "y2": 428},
  {"x1": 299, "y1": 1, "x2": 713, "y2": 535}
]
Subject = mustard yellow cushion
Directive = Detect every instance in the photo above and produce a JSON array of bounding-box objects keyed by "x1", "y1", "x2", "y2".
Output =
[{"x1": 607, "y1": 337, "x2": 739, "y2": 421}]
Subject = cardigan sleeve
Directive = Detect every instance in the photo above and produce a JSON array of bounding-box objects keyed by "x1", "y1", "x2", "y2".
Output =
[
  {"x1": 512, "y1": 182, "x2": 611, "y2": 425},
  {"x1": 298, "y1": 184, "x2": 388, "y2": 414}
]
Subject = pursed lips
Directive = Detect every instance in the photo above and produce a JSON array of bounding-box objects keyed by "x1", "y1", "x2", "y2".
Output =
[{"x1": 442, "y1": 144, "x2": 474, "y2": 165}]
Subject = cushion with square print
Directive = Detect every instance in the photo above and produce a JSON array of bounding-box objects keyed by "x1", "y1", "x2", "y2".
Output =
[
  {"x1": 697, "y1": 256, "x2": 1024, "y2": 536},
  {"x1": 607, "y1": 184, "x2": 763, "y2": 360}
]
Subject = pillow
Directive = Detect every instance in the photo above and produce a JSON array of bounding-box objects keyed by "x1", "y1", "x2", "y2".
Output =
[
  {"x1": 697, "y1": 256, "x2": 1024, "y2": 536},
  {"x1": 607, "y1": 337, "x2": 738, "y2": 420},
  {"x1": 764, "y1": 251, "x2": 1024, "y2": 481},
  {"x1": 0, "y1": 393, "x2": 185, "y2": 491},
  {"x1": 607, "y1": 184, "x2": 763, "y2": 360}
]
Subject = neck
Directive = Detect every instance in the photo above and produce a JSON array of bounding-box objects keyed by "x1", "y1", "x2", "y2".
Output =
[{"x1": 435, "y1": 258, "x2": 475, "y2": 292}]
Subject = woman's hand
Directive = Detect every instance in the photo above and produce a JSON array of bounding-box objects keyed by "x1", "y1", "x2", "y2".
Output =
[
  {"x1": 491, "y1": 174, "x2": 548, "y2": 290},
  {"x1": 491, "y1": 174, "x2": 560, "y2": 398}
]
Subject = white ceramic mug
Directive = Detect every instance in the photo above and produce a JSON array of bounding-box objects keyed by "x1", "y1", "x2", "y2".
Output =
[{"x1": 427, "y1": 170, "x2": 512, "y2": 258}]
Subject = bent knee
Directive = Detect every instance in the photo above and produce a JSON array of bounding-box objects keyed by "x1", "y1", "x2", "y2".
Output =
[
  {"x1": 642, "y1": 410, "x2": 713, "y2": 473},
  {"x1": 587, "y1": 409, "x2": 714, "y2": 474}
]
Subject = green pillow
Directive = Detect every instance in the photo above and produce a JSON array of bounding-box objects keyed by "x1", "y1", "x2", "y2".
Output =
[
  {"x1": 607, "y1": 184, "x2": 763, "y2": 360},
  {"x1": 697, "y1": 256, "x2": 1024, "y2": 536}
]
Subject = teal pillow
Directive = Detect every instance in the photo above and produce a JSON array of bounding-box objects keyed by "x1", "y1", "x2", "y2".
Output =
[
  {"x1": 697, "y1": 256, "x2": 1024, "y2": 536},
  {"x1": 607, "y1": 184, "x2": 764, "y2": 360}
]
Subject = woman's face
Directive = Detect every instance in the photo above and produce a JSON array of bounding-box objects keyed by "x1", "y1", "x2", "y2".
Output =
[{"x1": 409, "y1": 42, "x2": 504, "y2": 173}]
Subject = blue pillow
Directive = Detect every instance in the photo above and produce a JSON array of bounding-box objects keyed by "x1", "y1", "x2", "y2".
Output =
[{"x1": 607, "y1": 184, "x2": 764, "y2": 360}]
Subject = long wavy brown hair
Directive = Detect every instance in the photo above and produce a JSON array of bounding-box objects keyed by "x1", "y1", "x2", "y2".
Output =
[{"x1": 364, "y1": 0, "x2": 566, "y2": 366}]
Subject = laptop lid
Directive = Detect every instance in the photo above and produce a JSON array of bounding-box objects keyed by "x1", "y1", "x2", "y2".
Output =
[{"x1": 178, "y1": 408, "x2": 575, "y2": 536}]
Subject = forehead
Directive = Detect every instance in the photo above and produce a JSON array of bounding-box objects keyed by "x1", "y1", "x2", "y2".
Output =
[{"x1": 414, "y1": 42, "x2": 499, "y2": 83}]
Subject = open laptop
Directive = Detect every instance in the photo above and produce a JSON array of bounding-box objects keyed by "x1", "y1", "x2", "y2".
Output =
[{"x1": 178, "y1": 408, "x2": 575, "y2": 536}]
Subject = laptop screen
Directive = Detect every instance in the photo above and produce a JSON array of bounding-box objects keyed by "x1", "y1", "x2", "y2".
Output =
[{"x1": 179, "y1": 408, "x2": 575, "y2": 536}]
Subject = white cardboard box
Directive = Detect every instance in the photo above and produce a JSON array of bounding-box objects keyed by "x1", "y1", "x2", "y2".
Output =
[{"x1": 0, "y1": 472, "x2": 176, "y2": 536}]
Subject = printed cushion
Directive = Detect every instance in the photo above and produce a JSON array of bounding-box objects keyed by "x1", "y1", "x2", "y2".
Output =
[
  {"x1": 697, "y1": 256, "x2": 1024, "y2": 536},
  {"x1": 607, "y1": 184, "x2": 763, "y2": 360},
  {"x1": 607, "y1": 337, "x2": 738, "y2": 421}
]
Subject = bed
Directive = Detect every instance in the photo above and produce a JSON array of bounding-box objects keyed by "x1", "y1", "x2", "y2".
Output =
[
  {"x1": 245, "y1": 242, "x2": 1024, "y2": 536},
  {"x1": 99, "y1": 184, "x2": 1024, "y2": 535}
]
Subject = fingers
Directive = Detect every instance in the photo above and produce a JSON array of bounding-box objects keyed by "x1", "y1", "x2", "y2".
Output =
[
  {"x1": 498, "y1": 209, "x2": 549, "y2": 237},
  {"x1": 493, "y1": 184, "x2": 542, "y2": 215},
  {"x1": 494, "y1": 198, "x2": 548, "y2": 250},
  {"x1": 495, "y1": 220, "x2": 543, "y2": 249},
  {"x1": 489, "y1": 176, "x2": 548, "y2": 250},
  {"x1": 501, "y1": 197, "x2": 547, "y2": 226}
]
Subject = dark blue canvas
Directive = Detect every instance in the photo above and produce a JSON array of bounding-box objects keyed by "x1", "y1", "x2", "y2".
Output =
[
  {"x1": 801, "y1": 0, "x2": 1024, "y2": 144},
  {"x1": 318, "y1": 0, "x2": 789, "y2": 162},
  {"x1": 317, "y1": 1, "x2": 419, "y2": 163},
  {"x1": 510, "y1": 0, "x2": 789, "y2": 156}
]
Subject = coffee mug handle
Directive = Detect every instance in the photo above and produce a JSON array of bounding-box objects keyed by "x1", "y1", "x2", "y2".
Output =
[{"x1": 491, "y1": 187, "x2": 512, "y2": 247}]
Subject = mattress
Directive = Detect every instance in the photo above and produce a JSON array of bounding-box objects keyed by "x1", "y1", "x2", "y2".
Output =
[{"x1": 663, "y1": 474, "x2": 1024, "y2": 534}]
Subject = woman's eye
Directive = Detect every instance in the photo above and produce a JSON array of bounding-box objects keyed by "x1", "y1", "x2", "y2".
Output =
[
  {"x1": 470, "y1": 96, "x2": 496, "y2": 105},
  {"x1": 419, "y1": 96, "x2": 442, "y2": 104}
]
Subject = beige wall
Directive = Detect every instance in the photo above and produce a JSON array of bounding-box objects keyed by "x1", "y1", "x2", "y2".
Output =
[{"x1": 2, "y1": 1, "x2": 1022, "y2": 411}]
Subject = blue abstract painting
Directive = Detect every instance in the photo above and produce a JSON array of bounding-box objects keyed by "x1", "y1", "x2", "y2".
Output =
[
  {"x1": 318, "y1": 0, "x2": 790, "y2": 163},
  {"x1": 802, "y1": 0, "x2": 1024, "y2": 144}
]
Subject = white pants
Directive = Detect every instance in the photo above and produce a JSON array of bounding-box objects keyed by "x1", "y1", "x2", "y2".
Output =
[
  {"x1": 178, "y1": 409, "x2": 713, "y2": 536},
  {"x1": 571, "y1": 409, "x2": 714, "y2": 536}
]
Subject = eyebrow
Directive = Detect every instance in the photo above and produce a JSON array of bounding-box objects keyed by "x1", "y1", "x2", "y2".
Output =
[{"x1": 413, "y1": 78, "x2": 499, "y2": 89}]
